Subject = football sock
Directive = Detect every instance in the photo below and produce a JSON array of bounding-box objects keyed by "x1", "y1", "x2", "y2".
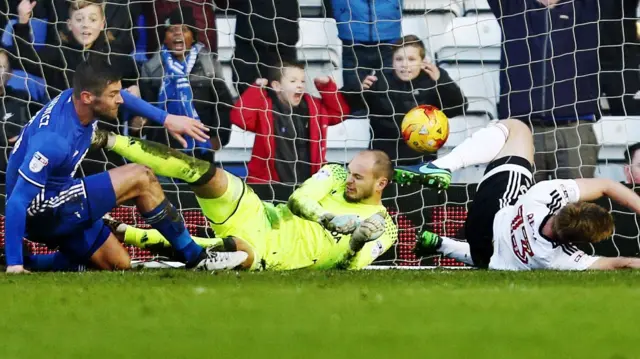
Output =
[
  {"x1": 124, "y1": 226, "x2": 222, "y2": 249},
  {"x1": 24, "y1": 252, "x2": 86, "y2": 272},
  {"x1": 141, "y1": 199, "x2": 203, "y2": 264},
  {"x1": 439, "y1": 236, "x2": 474, "y2": 266},
  {"x1": 109, "y1": 134, "x2": 214, "y2": 185},
  {"x1": 433, "y1": 121, "x2": 509, "y2": 172}
]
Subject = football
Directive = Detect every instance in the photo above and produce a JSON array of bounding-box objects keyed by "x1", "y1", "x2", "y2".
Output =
[{"x1": 401, "y1": 105, "x2": 450, "y2": 153}]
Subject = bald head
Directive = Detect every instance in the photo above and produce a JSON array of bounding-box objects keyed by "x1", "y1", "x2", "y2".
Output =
[
  {"x1": 344, "y1": 150, "x2": 392, "y2": 204},
  {"x1": 366, "y1": 150, "x2": 393, "y2": 181}
]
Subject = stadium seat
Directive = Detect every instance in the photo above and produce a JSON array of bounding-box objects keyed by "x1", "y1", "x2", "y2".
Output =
[
  {"x1": 216, "y1": 16, "x2": 235, "y2": 63},
  {"x1": 401, "y1": 15, "x2": 444, "y2": 57},
  {"x1": 298, "y1": 0, "x2": 325, "y2": 17},
  {"x1": 445, "y1": 114, "x2": 491, "y2": 148},
  {"x1": 403, "y1": 0, "x2": 463, "y2": 16},
  {"x1": 594, "y1": 116, "x2": 640, "y2": 160},
  {"x1": 463, "y1": 97, "x2": 498, "y2": 119},
  {"x1": 297, "y1": 18, "x2": 343, "y2": 93},
  {"x1": 463, "y1": 0, "x2": 492, "y2": 15},
  {"x1": 297, "y1": 18, "x2": 341, "y2": 62},
  {"x1": 440, "y1": 62, "x2": 500, "y2": 103},
  {"x1": 435, "y1": 16, "x2": 501, "y2": 62}
]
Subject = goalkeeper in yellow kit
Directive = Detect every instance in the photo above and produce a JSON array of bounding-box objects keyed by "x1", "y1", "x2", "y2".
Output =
[{"x1": 93, "y1": 130, "x2": 398, "y2": 270}]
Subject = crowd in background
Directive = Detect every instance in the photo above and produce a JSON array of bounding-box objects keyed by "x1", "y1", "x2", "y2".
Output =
[{"x1": 0, "y1": 0, "x2": 638, "y2": 186}]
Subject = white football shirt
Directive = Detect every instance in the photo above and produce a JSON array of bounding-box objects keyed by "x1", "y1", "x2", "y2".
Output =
[{"x1": 489, "y1": 179, "x2": 600, "y2": 270}]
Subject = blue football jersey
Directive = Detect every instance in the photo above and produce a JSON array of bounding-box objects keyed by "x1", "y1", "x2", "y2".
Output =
[{"x1": 6, "y1": 89, "x2": 95, "y2": 198}]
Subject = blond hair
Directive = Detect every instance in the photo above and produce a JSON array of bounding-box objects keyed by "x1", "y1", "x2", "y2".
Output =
[{"x1": 68, "y1": 0, "x2": 105, "y2": 17}]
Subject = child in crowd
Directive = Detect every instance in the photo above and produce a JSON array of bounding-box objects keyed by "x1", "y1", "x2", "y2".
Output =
[
  {"x1": 12, "y1": 0, "x2": 139, "y2": 98},
  {"x1": 231, "y1": 62, "x2": 350, "y2": 184},
  {"x1": 359, "y1": 35, "x2": 468, "y2": 165}
]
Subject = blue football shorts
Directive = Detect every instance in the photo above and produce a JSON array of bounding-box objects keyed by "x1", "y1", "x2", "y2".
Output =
[{"x1": 25, "y1": 171, "x2": 116, "y2": 262}]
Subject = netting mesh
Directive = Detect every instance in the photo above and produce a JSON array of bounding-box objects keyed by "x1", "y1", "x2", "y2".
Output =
[{"x1": 0, "y1": 0, "x2": 639, "y2": 267}]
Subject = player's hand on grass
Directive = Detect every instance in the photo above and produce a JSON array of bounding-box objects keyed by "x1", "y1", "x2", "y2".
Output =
[
  {"x1": 350, "y1": 212, "x2": 386, "y2": 251},
  {"x1": 164, "y1": 114, "x2": 210, "y2": 148},
  {"x1": 323, "y1": 214, "x2": 361, "y2": 234},
  {"x1": 6, "y1": 265, "x2": 30, "y2": 274},
  {"x1": 17, "y1": 0, "x2": 36, "y2": 24}
]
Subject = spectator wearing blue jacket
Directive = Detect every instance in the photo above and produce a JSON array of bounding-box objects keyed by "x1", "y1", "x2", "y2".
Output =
[
  {"x1": 489, "y1": 0, "x2": 600, "y2": 182},
  {"x1": 324, "y1": 0, "x2": 402, "y2": 94}
]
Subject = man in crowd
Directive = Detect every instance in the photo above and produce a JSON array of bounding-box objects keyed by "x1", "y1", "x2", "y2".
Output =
[{"x1": 487, "y1": 0, "x2": 601, "y2": 181}]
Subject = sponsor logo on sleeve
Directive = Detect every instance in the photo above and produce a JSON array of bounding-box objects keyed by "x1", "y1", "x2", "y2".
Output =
[
  {"x1": 370, "y1": 240, "x2": 384, "y2": 259},
  {"x1": 28, "y1": 151, "x2": 49, "y2": 173}
]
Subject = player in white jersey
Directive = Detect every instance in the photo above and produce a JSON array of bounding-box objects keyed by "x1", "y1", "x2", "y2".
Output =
[{"x1": 395, "y1": 119, "x2": 640, "y2": 270}]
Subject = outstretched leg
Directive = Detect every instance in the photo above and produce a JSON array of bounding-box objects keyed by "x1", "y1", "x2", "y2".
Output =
[
  {"x1": 93, "y1": 130, "x2": 222, "y2": 197},
  {"x1": 93, "y1": 131, "x2": 271, "y2": 270},
  {"x1": 415, "y1": 231, "x2": 474, "y2": 266},
  {"x1": 94, "y1": 129, "x2": 245, "y2": 220},
  {"x1": 111, "y1": 222, "x2": 250, "y2": 270},
  {"x1": 394, "y1": 119, "x2": 532, "y2": 188}
]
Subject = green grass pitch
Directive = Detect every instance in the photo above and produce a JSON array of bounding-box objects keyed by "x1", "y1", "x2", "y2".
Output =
[{"x1": 1, "y1": 270, "x2": 639, "y2": 359}]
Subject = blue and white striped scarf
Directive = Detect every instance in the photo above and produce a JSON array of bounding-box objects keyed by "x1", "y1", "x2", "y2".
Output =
[{"x1": 158, "y1": 43, "x2": 211, "y2": 153}]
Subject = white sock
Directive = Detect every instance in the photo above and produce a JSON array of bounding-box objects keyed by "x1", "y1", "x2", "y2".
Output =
[
  {"x1": 433, "y1": 121, "x2": 509, "y2": 172},
  {"x1": 438, "y1": 236, "x2": 474, "y2": 266}
]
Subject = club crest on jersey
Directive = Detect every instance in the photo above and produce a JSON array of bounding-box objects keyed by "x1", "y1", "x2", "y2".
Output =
[{"x1": 29, "y1": 151, "x2": 48, "y2": 173}]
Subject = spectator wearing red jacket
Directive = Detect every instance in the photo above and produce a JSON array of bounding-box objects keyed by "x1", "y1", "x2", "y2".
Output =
[{"x1": 231, "y1": 62, "x2": 350, "y2": 184}]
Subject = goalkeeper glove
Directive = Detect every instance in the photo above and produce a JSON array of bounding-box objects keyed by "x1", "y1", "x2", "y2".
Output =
[
  {"x1": 349, "y1": 212, "x2": 386, "y2": 252},
  {"x1": 321, "y1": 213, "x2": 361, "y2": 234}
]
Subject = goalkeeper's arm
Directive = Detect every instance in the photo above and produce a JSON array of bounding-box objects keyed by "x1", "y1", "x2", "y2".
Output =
[{"x1": 288, "y1": 164, "x2": 344, "y2": 223}]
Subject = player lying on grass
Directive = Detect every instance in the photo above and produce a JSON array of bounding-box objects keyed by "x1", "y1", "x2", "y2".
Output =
[
  {"x1": 91, "y1": 129, "x2": 398, "y2": 270},
  {"x1": 394, "y1": 119, "x2": 640, "y2": 270},
  {"x1": 4, "y1": 58, "x2": 228, "y2": 273}
]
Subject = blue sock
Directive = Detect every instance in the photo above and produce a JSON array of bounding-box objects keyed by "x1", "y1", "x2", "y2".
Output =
[
  {"x1": 24, "y1": 252, "x2": 86, "y2": 272},
  {"x1": 142, "y1": 199, "x2": 203, "y2": 264}
]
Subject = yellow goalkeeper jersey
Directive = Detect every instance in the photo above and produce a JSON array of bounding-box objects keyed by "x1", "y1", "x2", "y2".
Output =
[
  {"x1": 243, "y1": 164, "x2": 397, "y2": 270},
  {"x1": 203, "y1": 164, "x2": 398, "y2": 270}
]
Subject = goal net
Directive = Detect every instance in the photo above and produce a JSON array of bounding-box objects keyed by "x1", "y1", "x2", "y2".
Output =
[{"x1": 0, "y1": 0, "x2": 639, "y2": 268}]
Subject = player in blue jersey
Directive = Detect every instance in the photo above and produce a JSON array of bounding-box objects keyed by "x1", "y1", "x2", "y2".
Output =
[{"x1": 4, "y1": 59, "x2": 240, "y2": 273}]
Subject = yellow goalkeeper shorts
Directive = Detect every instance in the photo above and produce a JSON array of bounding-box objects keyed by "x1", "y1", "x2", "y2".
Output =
[{"x1": 196, "y1": 171, "x2": 332, "y2": 271}]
